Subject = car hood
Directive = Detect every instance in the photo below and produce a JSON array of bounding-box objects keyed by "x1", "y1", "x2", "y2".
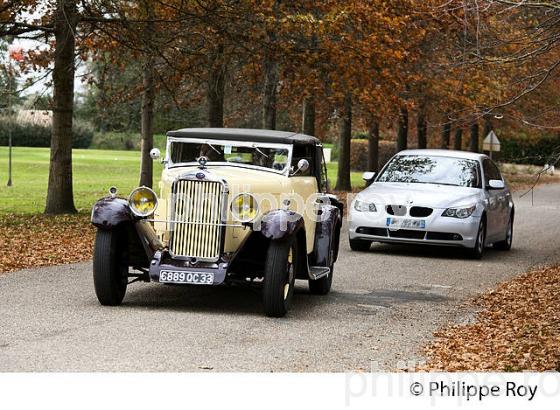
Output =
[{"x1": 357, "y1": 182, "x2": 482, "y2": 209}]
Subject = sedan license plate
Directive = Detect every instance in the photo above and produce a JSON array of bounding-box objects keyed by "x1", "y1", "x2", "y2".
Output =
[
  {"x1": 386, "y1": 218, "x2": 425, "y2": 229},
  {"x1": 159, "y1": 270, "x2": 214, "y2": 285}
]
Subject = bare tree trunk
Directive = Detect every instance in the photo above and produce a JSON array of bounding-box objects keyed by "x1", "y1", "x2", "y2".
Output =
[
  {"x1": 453, "y1": 127, "x2": 463, "y2": 150},
  {"x1": 417, "y1": 105, "x2": 427, "y2": 149},
  {"x1": 207, "y1": 44, "x2": 225, "y2": 127},
  {"x1": 469, "y1": 120, "x2": 479, "y2": 153},
  {"x1": 440, "y1": 121, "x2": 451, "y2": 149},
  {"x1": 261, "y1": 2, "x2": 281, "y2": 130},
  {"x1": 262, "y1": 48, "x2": 278, "y2": 130},
  {"x1": 139, "y1": 2, "x2": 155, "y2": 188},
  {"x1": 483, "y1": 114, "x2": 493, "y2": 139},
  {"x1": 367, "y1": 116, "x2": 380, "y2": 180},
  {"x1": 302, "y1": 96, "x2": 315, "y2": 135},
  {"x1": 396, "y1": 106, "x2": 408, "y2": 152},
  {"x1": 45, "y1": 0, "x2": 78, "y2": 214},
  {"x1": 335, "y1": 94, "x2": 352, "y2": 191}
]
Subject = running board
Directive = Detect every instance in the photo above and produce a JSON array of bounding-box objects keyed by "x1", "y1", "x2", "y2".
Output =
[{"x1": 309, "y1": 266, "x2": 330, "y2": 280}]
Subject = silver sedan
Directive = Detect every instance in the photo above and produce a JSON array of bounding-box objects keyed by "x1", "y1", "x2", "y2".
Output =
[{"x1": 348, "y1": 149, "x2": 514, "y2": 258}]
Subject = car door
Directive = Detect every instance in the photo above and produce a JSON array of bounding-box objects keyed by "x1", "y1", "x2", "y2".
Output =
[
  {"x1": 290, "y1": 144, "x2": 318, "y2": 252},
  {"x1": 482, "y1": 159, "x2": 506, "y2": 241},
  {"x1": 487, "y1": 159, "x2": 510, "y2": 238}
]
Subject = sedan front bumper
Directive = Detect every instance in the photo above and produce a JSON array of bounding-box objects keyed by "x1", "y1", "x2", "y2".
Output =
[{"x1": 348, "y1": 208, "x2": 481, "y2": 248}]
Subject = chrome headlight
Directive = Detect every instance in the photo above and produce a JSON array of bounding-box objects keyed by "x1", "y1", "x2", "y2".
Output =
[
  {"x1": 442, "y1": 205, "x2": 476, "y2": 219},
  {"x1": 128, "y1": 187, "x2": 158, "y2": 217},
  {"x1": 354, "y1": 199, "x2": 377, "y2": 212},
  {"x1": 231, "y1": 193, "x2": 259, "y2": 222}
]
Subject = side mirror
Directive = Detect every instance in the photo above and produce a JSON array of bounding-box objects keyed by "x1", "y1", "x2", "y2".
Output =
[
  {"x1": 150, "y1": 148, "x2": 161, "y2": 160},
  {"x1": 362, "y1": 171, "x2": 376, "y2": 182},
  {"x1": 487, "y1": 179, "x2": 505, "y2": 190},
  {"x1": 291, "y1": 158, "x2": 310, "y2": 175}
]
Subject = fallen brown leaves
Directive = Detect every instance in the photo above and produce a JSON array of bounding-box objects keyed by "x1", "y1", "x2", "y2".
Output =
[
  {"x1": 504, "y1": 172, "x2": 560, "y2": 193},
  {"x1": 0, "y1": 214, "x2": 95, "y2": 273},
  {"x1": 419, "y1": 266, "x2": 560, "y2": 372}
]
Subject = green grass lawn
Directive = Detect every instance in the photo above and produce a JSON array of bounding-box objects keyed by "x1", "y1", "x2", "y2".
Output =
[{"x1": 0, "y1": 146, "x2": 363, "y2": 215}]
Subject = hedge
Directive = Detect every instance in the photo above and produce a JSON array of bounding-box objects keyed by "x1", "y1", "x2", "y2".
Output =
[
  {"x1": 350, "y1": 139, "x2": 396, "y2": 171},
  {"x1": 0, "y1": 119, "x2": 93, "y2": 148},
  {"x1": 499, "y1": 133, "x2": 560, "y2": 166}
]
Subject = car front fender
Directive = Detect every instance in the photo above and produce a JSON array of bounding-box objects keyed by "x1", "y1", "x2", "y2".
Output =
[
  {"x1": 254, "y1": 209, "x2": 305, "y2": 241},
  {"x1": 91, "y1": 196, "x2": 132, "y2": 229}
]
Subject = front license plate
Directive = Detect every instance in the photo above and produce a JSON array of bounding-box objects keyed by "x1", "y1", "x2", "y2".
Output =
[
  {"x1": 386, "y1": 218, "x2": 425, "y2": 229},
  {"x1": 159, "y1": 270, "x2": 214, "y2": 285}
]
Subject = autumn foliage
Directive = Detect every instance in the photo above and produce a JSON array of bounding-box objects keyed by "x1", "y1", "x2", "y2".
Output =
[{"x1": 419, "y1": 265, "x2": 560, "y2": 372}]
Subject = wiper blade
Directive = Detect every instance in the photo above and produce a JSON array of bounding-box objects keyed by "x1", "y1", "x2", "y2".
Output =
[
  {"x1": 206, "y1": 142, "x2": 222, "y2": 155},
  {"x1": 254, "y1": 146, "x2": 269, "y2": 159}
]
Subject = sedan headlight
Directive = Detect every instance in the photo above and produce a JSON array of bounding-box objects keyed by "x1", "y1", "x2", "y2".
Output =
[
  {"x1": 354, "y1": 199, "x2": 377, "y2": 212},
  {"x1": 128, "y1": 187, "x2": 158, "y2": 217},
  {"x1": 442, "y1": 205, "x2": 476, "y2": 218},
  {"x1": 231, "y1": 193, "x2": 258, "y2": 222}
]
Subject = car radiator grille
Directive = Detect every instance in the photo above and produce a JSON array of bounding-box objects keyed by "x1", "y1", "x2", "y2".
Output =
[{"x1": 170, "y1": 179, "x2": 223, "y2": 260}]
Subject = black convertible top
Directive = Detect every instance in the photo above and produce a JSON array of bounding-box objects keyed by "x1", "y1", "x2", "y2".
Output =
[{"x1": 167, "y1": 128, "x2": 320, "y2": 146}]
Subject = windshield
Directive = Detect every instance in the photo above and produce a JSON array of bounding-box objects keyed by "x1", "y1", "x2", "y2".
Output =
[
  {"x1": 167, "y1": 139, "x2": 291, "y2": 173},
  {"x1": 377, "y1": 155, "x2": 481, "y2": 188}
]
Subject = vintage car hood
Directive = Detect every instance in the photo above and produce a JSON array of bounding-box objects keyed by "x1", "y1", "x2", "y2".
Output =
[
  {"x1": 160, "y1": 165, "x2": 291, "y2": 195},
  {"x1": 357, "y1": 182, "x2": 482, "y2": 209}
]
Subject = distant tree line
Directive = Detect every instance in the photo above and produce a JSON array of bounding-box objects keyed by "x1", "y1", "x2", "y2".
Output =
[{"x1": 1, "y1": 0, "x2": 560, "y2": 213}]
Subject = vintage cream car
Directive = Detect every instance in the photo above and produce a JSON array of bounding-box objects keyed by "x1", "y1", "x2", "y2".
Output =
[{"x1": 91, "y1": 128, "x2": 343, "y2": 317}]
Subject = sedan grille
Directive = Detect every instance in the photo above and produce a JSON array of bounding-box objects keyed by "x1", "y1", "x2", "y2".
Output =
[
  {"x1": 169, "y1": 179, "x2": 224, "y2": 260},
  {"x1": 386, "y1": 205, "x2": 407, "y2": 216},
  {"x1": 409, "y1": 206, "x2": 433, "y2": 217}
]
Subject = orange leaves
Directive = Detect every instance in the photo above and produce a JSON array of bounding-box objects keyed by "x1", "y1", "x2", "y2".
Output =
[
  {"x1": 419, "y1": 265, "x2": 560, "y2": 372},
  {"x1": 0, "y1": 214, "x2": 95, "y2": 274}
]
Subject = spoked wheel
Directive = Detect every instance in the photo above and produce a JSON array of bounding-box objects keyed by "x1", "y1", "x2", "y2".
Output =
[
  {"x1": 494, "y1": 214, "x2": 513, "y2": 251},
  {"x1": 467, "y1": 219, "x2": 486, "y2": 260},
  {"x1": 93, "y1": 229, "x2": 128, "y2": 306},
  {"x1": 263, "y1": 237, "x2": 298, "y2": 317}
]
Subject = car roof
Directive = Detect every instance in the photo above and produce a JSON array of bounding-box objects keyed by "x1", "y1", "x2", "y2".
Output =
[
  {"x1": 167, "y1": 128, "x2": 320, "y2": 146},
  {"x1": 396, "y1": 149, "x2": 488, "y2": 161}
]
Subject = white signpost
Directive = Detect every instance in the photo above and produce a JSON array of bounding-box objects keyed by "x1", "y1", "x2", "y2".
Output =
[{"x1": 483, "y1": 130, "x2": 500, "y2": 159}]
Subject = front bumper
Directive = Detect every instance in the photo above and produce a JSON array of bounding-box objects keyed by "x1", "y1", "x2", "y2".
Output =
[
  {"x1": 348, "y1": 208, "x2": 480, "y2": 248},
  {"x1": 148, "y1": 250, "x2": 228, "y2": 285}
]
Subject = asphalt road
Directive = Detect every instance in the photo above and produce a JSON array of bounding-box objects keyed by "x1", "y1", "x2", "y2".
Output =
[{"x1": 1, "y1": 184, "x2": 559, "y2": 372}]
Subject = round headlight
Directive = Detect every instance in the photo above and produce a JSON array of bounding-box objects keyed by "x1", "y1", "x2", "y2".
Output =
[
  {"x1": 231, "y1": 193, "x2": 258, "y2": 222},
  {"x1": 128, "y1": 187, "x2": 158, "y2": 217}
]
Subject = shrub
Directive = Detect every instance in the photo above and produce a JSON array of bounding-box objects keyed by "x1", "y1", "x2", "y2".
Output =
[
  {"x1": 349, "y1": 139, "x2": 396, "y2": 171},
  {"x1": 0, "y1": 117, "x2": 94, "y2": 148},
  {"x1": 73, "y1": 120, "x2": 95, "y2": 148},
  {"x1": 90, "y1": 132, "x2": 167, "y2": 151},
  {"x1": 352, "y1": 131, "x2": 368, "y2": 140},
  {"x1": 90, "y1": 132, "x2": 140, "y2": 150},
  {"x1": 499, "y1": 133, "x2": 560, "y2": 166}
]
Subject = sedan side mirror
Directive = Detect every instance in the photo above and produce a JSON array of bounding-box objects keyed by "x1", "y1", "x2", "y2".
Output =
[
  {"x1": 362, "y1": 171, "x2": 376, "y2": 182},
  {"x1": 487, "y1": 179, "x2": 505, "y2": 190},
  {"x1": 150, "y1": 148, "x2": 161, "y2": 160}
]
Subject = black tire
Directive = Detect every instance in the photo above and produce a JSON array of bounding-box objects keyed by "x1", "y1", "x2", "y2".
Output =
[
  {"x1": 309, "y1": 265, "x2": 333, "y2": 295},
  {"x1": 93, "y1": 229, "x2": 128, "y2": 306},
  {"x1": 494, "y1": 214, "x2": 513, "y2": 251},
  {"x1": 349, "y1": 238, "x2": 371, "y2": 252},
  {"x1": 467, "y1": 218, "x2": 486, "y2": 259},
  {"x1": 263, "y1": 237, "x2": 298, "y2": 317}
]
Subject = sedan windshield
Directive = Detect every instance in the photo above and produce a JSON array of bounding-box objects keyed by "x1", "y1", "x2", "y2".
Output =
[
  {"x1": 168, "y1": 140, "x2": 290, "y2": 172},
  {"x1": 377, "y1": 155, "x2": 481, "y2": 188}
]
